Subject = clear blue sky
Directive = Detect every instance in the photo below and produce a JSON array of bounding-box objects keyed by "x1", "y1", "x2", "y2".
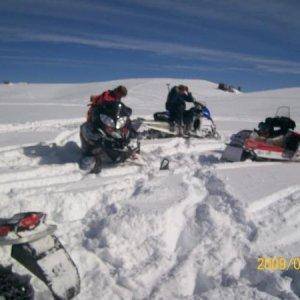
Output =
[{"x1": 0, "y1": 0, "x2": 299, "y2": 91}]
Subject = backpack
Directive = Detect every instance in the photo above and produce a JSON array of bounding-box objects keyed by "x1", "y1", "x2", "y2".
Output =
[
  {"x1": 260, "y1": 116, "x2": 296, "y2": 137},
  {"x1": 87, "y1": 91, "x2": 115, "y2": 121}
]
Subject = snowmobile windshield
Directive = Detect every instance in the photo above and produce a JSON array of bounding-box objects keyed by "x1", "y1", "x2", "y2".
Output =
[
  {"x1": 100, "y1": 102, "x2": 132, "y2": 123},
  {"x1": 275, "y1": 106, "x2": 290, "y2": 118}
]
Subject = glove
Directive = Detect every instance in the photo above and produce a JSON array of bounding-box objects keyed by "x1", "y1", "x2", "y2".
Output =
[{"x1": 195, "y1": 100, "x2": 206, "y2": 108}]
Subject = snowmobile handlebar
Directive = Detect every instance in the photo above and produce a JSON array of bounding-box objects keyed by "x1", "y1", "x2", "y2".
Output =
[{"x1": 193, "y1": 101, "x2": 207, "y2": 111}]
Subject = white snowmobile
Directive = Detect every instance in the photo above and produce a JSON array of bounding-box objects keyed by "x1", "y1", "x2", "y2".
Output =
[
  {"x1": 136, "y1": 102, "x2": 220, "y2": 139},
  {"x1": 222, "y1": 106, "x2": 300, "y2": 162},
  {"x1": 0, "y1": 212, "x2": 80, "y2": 299}
]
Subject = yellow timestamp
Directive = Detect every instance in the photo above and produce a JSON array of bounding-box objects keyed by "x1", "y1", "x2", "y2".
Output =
[{"x1": 257, "y1": 257, "x2": 300, "y2": 271}]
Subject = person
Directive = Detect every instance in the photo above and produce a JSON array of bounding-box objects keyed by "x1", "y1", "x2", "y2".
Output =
[
  {"x1": 81, "y1": 85, "x2": 129, "y2": 157},
  {"x1": 87, "y1": 85, "x2": 128, "y2": 121},
  {"x1": 165, "y1": 85, "x2": 195, "y2": 133}
]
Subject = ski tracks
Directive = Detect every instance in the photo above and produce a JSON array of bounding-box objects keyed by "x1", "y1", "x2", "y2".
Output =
[
  {"x1": 79, "y1": 144, "x2": 298, "y2": 298},
  {"x1": 1, "y1": 128, "x2": 299, "y2": 299},
  {"x1": 250, "y1": 186, "x2": 300, "y2": 254}
]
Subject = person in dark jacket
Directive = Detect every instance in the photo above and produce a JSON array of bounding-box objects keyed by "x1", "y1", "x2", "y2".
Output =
[
  {"x1": 80, "y1": 100, "x2": 134, "y2": 173},
  {"x1": 81, "y1": 85, "x2": 130, "y2": 157},
  {"x1": 165, "y1": 85, "x2": 195, "y2": 131}
]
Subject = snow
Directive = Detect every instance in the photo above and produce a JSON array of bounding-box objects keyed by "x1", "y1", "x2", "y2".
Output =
[{"x1": 0, "y1": 78, "x2": 299, "y2": 299}]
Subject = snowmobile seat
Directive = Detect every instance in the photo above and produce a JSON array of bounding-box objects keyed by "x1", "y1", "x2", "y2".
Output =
[{"x1": 154, "y1": 111, "x2": 170, "y2": 122}]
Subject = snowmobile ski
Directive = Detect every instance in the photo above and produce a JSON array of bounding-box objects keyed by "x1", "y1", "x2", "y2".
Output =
[{"x1": 142, "y1": 121, "x2": 178, "y2": 136}]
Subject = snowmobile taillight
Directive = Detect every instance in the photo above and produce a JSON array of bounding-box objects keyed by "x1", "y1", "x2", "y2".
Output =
[
  {"x1": 18, "y1": 213, "x2": 45, "y2": 231},
  {"x1": 0, "y1": 225, "x2": 12, "y2": 237}
]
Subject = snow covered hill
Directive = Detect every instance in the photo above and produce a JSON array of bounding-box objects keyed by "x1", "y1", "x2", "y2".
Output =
[{"x1": 0, "y1": 78, "x2": 299, "y2": 299}]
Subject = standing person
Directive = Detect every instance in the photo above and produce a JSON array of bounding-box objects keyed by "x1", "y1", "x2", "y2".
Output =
[{"x1": 165, "y1": 85, "x2": 195, "y2": 133}]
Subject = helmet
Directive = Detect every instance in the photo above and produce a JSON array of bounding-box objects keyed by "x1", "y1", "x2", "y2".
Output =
[{"x1": 114, "y1": 85, "x2": 127, "y2": 97}]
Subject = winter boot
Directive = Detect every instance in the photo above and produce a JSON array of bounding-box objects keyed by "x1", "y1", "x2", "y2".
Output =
[{"x1": 90, "y1": 155, "x2": 102, "y2": 174}]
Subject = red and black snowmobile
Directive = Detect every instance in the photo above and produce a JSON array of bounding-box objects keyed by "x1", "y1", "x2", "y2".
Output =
[
  {"x1": 222, "y1": 130, "x2": 300, "y2": 162},
  {"x1": 80, "y1": 101, "x2": 140, "y2": 174},
  {"x1": 0, "y1": 212, "x2": 80, "y2": 299},
  {"x1": 243, "y1": 133, "x2": 300, "y2": 161},
  {"x1": 222, "y1": 107, "x2": 300, "y2": 162}
]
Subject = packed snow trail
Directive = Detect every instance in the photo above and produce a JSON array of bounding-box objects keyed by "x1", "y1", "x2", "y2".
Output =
[{"x1": 0, "y1": 79, "x2": 300, "y2": 299}]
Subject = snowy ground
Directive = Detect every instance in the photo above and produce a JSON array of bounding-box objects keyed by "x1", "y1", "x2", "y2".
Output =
[{"x1": 0, "y1": 78, "x2": 299, "y2": 299}]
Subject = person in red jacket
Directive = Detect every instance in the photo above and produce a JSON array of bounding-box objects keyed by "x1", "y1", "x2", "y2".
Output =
[{"x1": 87, "y1": 85, "x2": 128, "y2": 121}]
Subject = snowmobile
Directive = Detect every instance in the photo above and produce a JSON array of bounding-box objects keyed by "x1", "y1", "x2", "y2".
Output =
[
  {"x1": 0, "y1": 212, "x2": 80, "y2": 299},
  {"x1": 137, "y1": 102, "x2": 220, "y2": 139},
  {"x1": 222, "y1": 107, "x2": 300, "y2": 162},
  {"x1": 80, "y1": 101, "x2": 140, "y2": 173}
]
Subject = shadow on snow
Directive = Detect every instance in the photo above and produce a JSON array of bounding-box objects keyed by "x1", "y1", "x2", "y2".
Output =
[{"x1": 23, "y1": 141, "x2": 82, "y2": 165}]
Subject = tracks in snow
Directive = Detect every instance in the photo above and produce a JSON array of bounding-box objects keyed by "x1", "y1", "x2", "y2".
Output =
[
  {"x1": 0, "y1": 118, "x2": 84, "y2": 134},
  {"x1": 1, "y1": 128, "x2": 299, "y2": 299},
  {"x1": 250, "y1": 186, "x2": 300, "y2": 252}
]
